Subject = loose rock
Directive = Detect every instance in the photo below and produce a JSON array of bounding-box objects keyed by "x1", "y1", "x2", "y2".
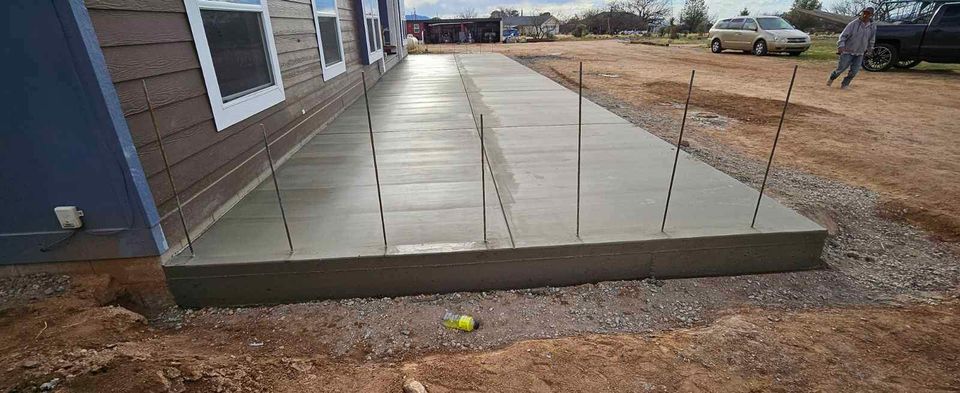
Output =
[{"x1": 403, "y1": 379, "x2": 428, "y2": 393}]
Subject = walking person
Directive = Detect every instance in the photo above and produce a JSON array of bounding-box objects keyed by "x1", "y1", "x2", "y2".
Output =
[{"x1": 828, "y1": 7, "x2": 877, "y2": 89}]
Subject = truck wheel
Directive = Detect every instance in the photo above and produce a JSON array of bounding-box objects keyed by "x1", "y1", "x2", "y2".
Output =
[
  {"x1": 753, "y1": 39, "x2": 768, "y2": 56},
  {"x1": 894, "y1": 59, "x2": 921, "y2": 69},
  {"x1": 711, "y1": 39, "x2": 723, "y2": 53},
  {"x1": 863, "y1": 43, "x2": 898, "y2": 72}
]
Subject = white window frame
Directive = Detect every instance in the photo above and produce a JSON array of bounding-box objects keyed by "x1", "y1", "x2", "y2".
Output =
[
  {"x1": 361, "y1": 0, "x2": 383, "y2": 63},
  {"x1": 310, "y1": 0, "x2": 347, "y2": 81},
  {"x1": 184, "y1": 0, "x2": 286, "y2": 131}
]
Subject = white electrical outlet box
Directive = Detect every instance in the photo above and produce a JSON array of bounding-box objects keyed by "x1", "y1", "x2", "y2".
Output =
[{"x1": 54, "y1": 206, "x2": 84, "y2": 229}]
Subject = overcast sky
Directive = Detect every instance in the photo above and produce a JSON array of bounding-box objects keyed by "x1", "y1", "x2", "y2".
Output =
[{"x1": 404, "y1": 0, "x2": 844, "y2": 21}]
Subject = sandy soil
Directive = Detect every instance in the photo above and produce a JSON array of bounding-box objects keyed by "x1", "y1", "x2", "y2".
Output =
[
  {"x1": 432, "y1": 40, "x2": 960, "y2": 240},
  {"x1": 3, "y1": 275, "x2": 958, "y2": 392}
]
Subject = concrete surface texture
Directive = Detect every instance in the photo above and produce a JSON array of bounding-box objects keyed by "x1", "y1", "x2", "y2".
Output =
[{"x1": 166, "y1": 54, "x2": 825, "y2": 306}]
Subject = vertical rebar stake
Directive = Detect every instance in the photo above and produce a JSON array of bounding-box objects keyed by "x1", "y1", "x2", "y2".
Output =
[
  {"x1": 260, "y1": 124, "x2": 294, "y2": 253},
  {"x1": 576, "y1": 61, "x2": 583, "y2": 238},
  {"x1": 752, "y1": 65, "x2": 798, "y2": 228},
  {"x1": 481, "y1": 114, "x2": 487, "y2": 243},
  {"x1": 661, "y1": 70, "x2": 696, "y2": 233},
  {"x1": 362, "y1": 72, "x2": 388, "y2": 248},
  {"x1": 142, "y1": 81, "x2": 194, "y2": 257}
]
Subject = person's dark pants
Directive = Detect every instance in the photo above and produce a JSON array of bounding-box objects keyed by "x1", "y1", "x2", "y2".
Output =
[{"x1": 830, "y1": 53, "x2": 864, "y2": 87}]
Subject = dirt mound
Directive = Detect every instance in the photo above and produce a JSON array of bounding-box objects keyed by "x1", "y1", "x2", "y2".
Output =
[
  {"x1": 881, "y1": 198, "x2": 960, "y2": 241},
  {"x1": 643, "y1": 80, "x2": 826, "y2": 126},
  {"x1": 2, "y1": 265, "x2": 960, "y2": 392},
  {"x1": 402, "y1": 303, "x2": 960, "y2": 392}
]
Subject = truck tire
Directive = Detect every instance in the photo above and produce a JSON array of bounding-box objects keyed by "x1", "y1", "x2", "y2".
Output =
[
  {"x1": 863, "y1": 43, "x2": 898, "y2": 72},
  {"x1": 894, "y1": 59, "x2": 922, "y2": 69}
]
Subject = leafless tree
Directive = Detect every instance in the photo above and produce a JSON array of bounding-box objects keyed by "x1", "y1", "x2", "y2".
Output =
[
  {"x1": 550, "y1": 10, "x2": 571, "y2": 23},
  {"x1": 614, "y1": 0, "x2": 670, "y2": 29},
  {"x1": 829, "y1": 0, "x2": 915, "y2": 20},
  {"x1": 829, "y1": 0, "x2": 860, "y2": 15},
  {"x1": 457, "y1": 7, "x2": 478, "y2": 19}
]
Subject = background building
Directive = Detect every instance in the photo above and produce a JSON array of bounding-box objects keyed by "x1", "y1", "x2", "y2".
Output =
[
  {"x1": 502, "y1": 14, "x2": 561, "y2": 38},
  {"x1": 406, "y1": 18, "x2": 503, "y2": 43}
]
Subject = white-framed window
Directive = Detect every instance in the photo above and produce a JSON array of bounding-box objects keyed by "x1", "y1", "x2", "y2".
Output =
[
  {"x1": 412, "y1": 23, "x2": 419, "y2": 33},
  {"x1": 361, "y1": 0, "x2": 383, "y2": 63},
  {"x1": 311, "y1": 0, "x2": 347, "y2": 80},
  {"x1": 184, "y1": 0, "x2": 285, "y2": 131}
]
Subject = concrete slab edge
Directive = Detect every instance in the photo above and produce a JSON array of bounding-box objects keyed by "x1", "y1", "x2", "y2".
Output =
[{"x1": 165, "y1": 229, "x2": 826, "y2": 307}]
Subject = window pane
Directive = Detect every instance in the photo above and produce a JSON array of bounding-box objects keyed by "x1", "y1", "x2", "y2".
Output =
[
  {"x1": 366, "y1": 18, "x2": 376, "y2": 52},
  {"x1": 314, "y1": 0, "x2": 337, "y2": 14},
  {"x1": 940, "y1": 6, "x2": 960, "y2": 25},
  {"x1": 374, "y1": 19, "x2": 382, "y2": 50},
  {"x1": 317, "y1": 16, "x2": 343, "y2": 65},
  {"x1": 201, "y1": 10, "x2": 274, "y2": 102},
  {"x1": 757, "y1": 18, "x2": 792, "y2": 30},
  {"x1": 364, "y1": 0, "x2": 377, "y2": 15}
]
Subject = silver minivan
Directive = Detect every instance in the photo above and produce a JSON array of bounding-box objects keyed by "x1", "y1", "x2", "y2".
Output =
[{"x1": 709, "y1": 16, "x2": 811, "y2": 56}]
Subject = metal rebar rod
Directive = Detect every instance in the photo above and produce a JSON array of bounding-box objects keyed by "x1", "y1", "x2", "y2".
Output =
[
  {"x1": 454, "y1": 53, "x2": 516, "y2": 247},
  {"x1": 576, "y1": 61, "x2": 583, "y2": 238},
  {"x1": 481, "y1": 114, "x2": 487, "y2": 243},
  {"x1": 752, "y1": 65, "x2": 799, "y2": 228},
  {"x1": 260, "y1": 124, "x2": 294, "y2": 253},
  {"x1": 362, "y1": 72, "x2": 388, "y2": 248},
  {"x1": 661, "y1": 70, "x2": 696, "y2": 233},
  {"x1": 142, "y1": 80, "x2": 194, "y2": 257}
]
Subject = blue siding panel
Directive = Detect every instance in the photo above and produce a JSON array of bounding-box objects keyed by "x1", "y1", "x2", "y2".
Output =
[{"x1": 0, "y1": 0, "x2": 166, "y2": 264}]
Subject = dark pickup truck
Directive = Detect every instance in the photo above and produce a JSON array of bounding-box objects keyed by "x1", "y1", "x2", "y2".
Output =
[{"x1": 865, "y1": 1, "x2": 960, "y2": 71}]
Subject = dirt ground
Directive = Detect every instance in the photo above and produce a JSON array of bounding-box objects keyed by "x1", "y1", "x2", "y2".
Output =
[
  {"x1": 431, "y1": 40, "x2": 960, "y2": 240},
  {"x1": 3, "y1": 274, "x2": 958, "y2": 392},
  {"x1": 4, "y1": 40, "x2": 960, "y2": 392}
]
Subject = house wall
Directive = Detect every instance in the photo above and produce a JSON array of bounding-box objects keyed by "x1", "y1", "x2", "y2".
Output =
[
  {"x1": 406, "y1": 21, "x2": 425, "y2": 37},
  {"x1": 382, "y1": 0, "x2": 404, "y2": 64},
  {"x1": 517, "y1": 21, "x2": 559, "y2": 36},
  {"x1": 84, "y1": 0, "x2": 401, "y2": 257},
  {"x1": 0, "y1": 0, "x2": 166, "y2": 265},
  {"x1": 542, "y1": 19, "x2": 560, "y2": 34}
]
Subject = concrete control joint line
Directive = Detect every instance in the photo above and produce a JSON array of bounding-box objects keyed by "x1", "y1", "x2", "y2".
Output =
[{"x1": 454, "y1": 54, "x2": 516, "y2": 248}]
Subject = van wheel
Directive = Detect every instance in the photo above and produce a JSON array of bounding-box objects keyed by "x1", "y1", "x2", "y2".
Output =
[
  {"x1": 711, "y1": 39, "x2": 723, "y2": 53},
  {"x1": 753, "y1": 40, "x2": 768, "y2": 56}
]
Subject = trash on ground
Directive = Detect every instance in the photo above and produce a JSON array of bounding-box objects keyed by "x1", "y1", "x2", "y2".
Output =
[{"x1": 442, "y1": 310, "x2": 478, "y2": 332}]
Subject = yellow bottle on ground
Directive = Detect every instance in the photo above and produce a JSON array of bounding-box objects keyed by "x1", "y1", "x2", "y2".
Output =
[{"x1": 442, "y1": 311, "x2": 478, "y2": 332}]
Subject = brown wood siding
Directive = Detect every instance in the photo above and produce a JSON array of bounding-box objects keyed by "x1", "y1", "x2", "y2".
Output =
[{"x1": 85, "y1": 0, "x2": 396, "y2": 255}]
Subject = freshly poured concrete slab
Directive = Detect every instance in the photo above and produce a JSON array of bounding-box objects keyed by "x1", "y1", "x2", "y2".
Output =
[
  {"x1": 166, "y1": 54, "x2": 825, "y2": 306},
  {"x1": 483, "y1": 123, "x2": 820, "y2": 247}
]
